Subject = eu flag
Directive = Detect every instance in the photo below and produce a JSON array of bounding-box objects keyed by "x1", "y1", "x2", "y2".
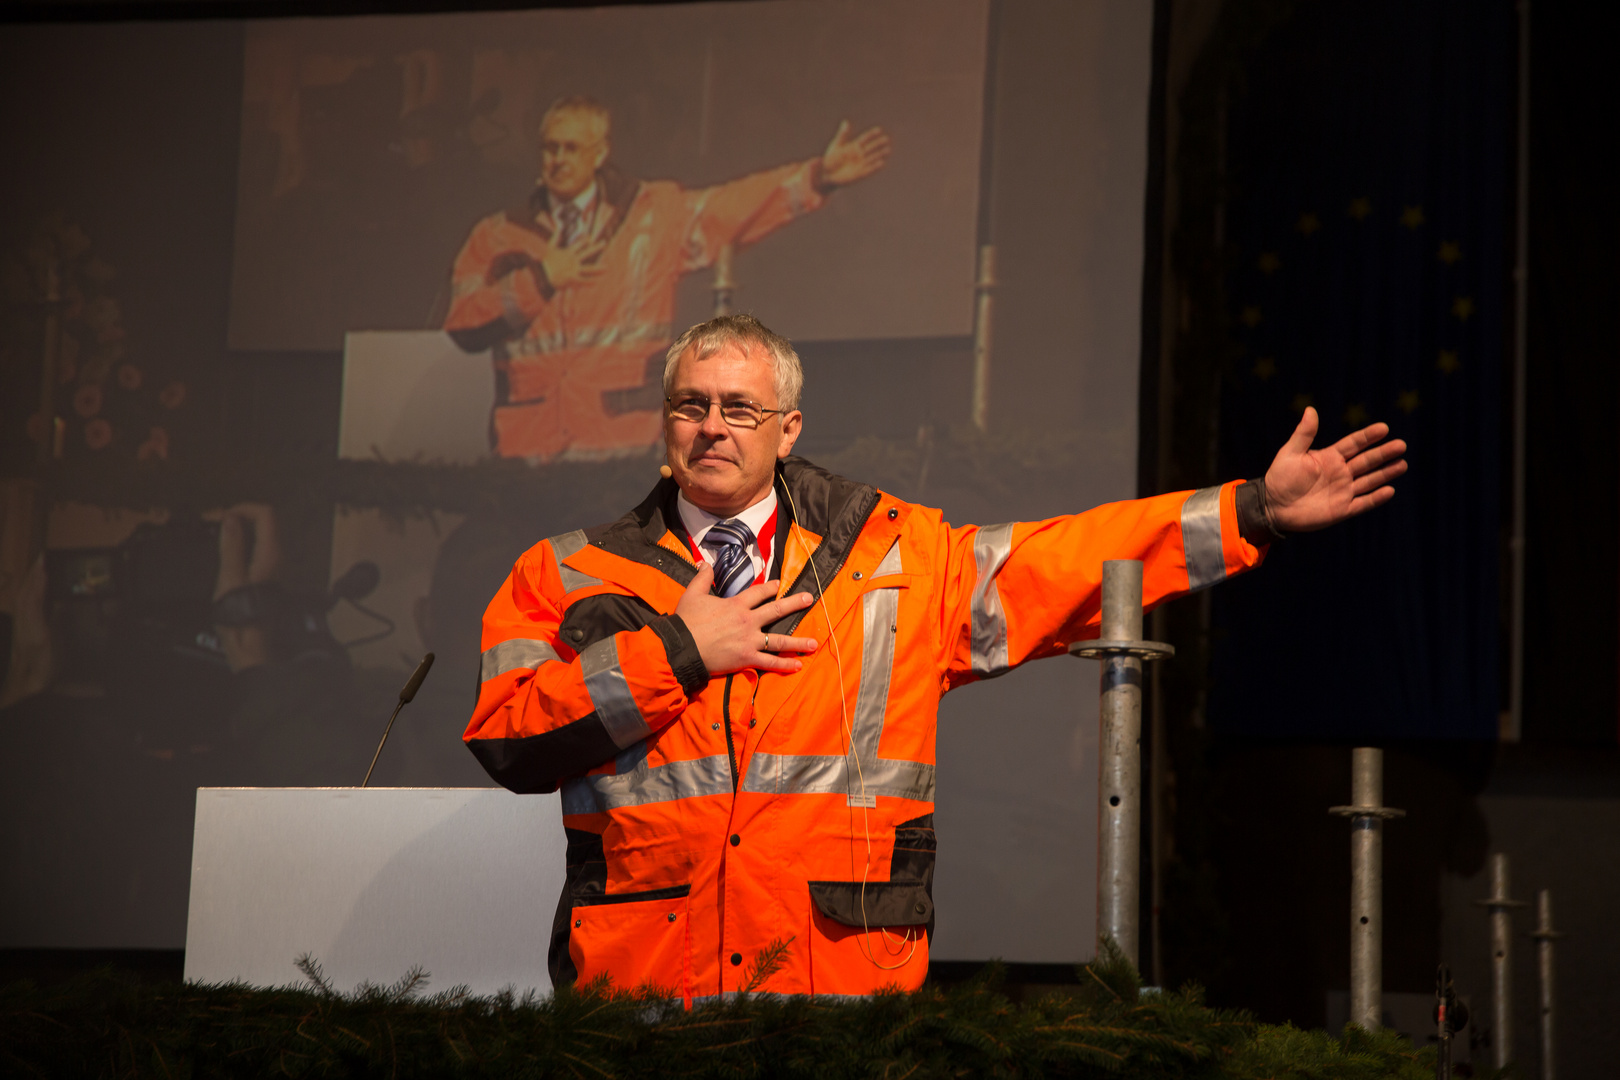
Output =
[{"x1": 1207, "y1": 0, "x2": 1513, "y2": 740}]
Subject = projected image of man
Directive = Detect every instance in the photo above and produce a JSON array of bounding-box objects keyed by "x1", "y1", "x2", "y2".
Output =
[{"x1": 444, "y1": 97, "x2": 891, "y2": 462}]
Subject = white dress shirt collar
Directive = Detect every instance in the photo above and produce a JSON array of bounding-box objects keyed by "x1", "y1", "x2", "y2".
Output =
[
  {"x1": 676, "y1": 487, "x2": 779, "y2": 578},
  {"x1": 566, "y1": 181, "x2": 598, "y2": 215}
]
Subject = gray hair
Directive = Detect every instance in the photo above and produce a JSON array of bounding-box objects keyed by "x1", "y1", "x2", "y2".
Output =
[
  {"x1": 662, "y1": 313, "x2": 804, "y2": 411},
  {"x1": 539, "y1": 95, "x2": 611, "y2": 141}
]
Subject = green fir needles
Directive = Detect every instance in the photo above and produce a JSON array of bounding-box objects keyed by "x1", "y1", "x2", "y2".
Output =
[{"x1": 3, "y1": 944, "x2": 1452, "y2": 1080}]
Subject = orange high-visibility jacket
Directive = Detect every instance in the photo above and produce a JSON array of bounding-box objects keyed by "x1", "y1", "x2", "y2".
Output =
[
  {"x1": 444, "y1": 161, "x2": 826, "y2": 462},
  {"x1": 464, "y1": 458, "x2": 1271, "y2": 1002}
]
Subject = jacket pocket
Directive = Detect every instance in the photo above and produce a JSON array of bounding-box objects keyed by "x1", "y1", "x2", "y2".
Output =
[
  {"x1": 806, "y1": 811, "x2": 937, "y2": 930},
  {"x1": 807, "y1": 880, "x2": 933, "y2": 927},
  {"x1": 568, "y1": 883, "x2": 693, "y2": 999}
]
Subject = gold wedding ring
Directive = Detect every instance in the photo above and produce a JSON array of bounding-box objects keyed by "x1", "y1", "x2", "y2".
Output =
[{"x1": 764, "y1": 634, "x2": 771, "y2": 651}]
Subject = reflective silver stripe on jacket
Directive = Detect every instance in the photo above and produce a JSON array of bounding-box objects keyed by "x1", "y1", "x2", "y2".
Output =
[
  {"x1": 479, "y1": 638, "x2": 561, "y2": 682},
  {"x1": 549, "y1": 530, "x2": 602, "y2": 592},
  {"x1": 582, "y1": 638, "x2": 649, "y2": 749},
  {"x1": 969, "y1": 523, "x2": 1015, "y2": 676},
  {"x1": 738, "y1": 576, "x2": 933, "y2": 806},
  {"x1": 1181, "y1": 485, "x2": 1227, "y2": 591},
  {"x1": 561, "y1": 742, "x2": 733, "y2": 815},
  {"x1": 691, "y1": 991, "x2": 874, "y2": 1006},
  {"x1": 507, "y1": 320, "x2": 673, "y2": 357},
  {"x1": 844, "y1": 586, "x2": 900, "y2": 806},
  {"x1": 740, "y1": 753, "x2": 935, "y2": 804}
]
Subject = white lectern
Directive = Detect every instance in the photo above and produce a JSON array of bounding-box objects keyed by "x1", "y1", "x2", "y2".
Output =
[{"x1": 184, "y1": 788, "x2": 565, "y2": 997}]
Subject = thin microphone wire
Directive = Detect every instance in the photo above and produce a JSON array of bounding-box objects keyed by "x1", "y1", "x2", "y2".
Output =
[{"x1": 781, "y1": 482, "x2": 917, "y2": 971}]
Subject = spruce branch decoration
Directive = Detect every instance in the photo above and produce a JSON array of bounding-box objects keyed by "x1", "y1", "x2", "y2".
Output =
[
  {"x1": 1, "y1": 961, "x2": 1455, "y2": 1079},
  {"x1": 739, "y1": 937, "x2": 795, "y2": 995},
  {"x1": 292, "y1": 952, "x2": 335, "y2": 997}
]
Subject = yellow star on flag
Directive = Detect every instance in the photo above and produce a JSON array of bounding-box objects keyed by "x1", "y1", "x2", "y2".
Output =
[
  {"x1": 1400, "y1": 205, "x2": 1425, "y2": 229},
  {"x1": 1451, "y1": 296, "x2": 1475, "y2": 321},
  {"x1": 1348, "y1": 196, "x2": 1373, "y2": 220},
  {"x1": 1241, "y1": 305, "x2": 1262, "y2": 327},
  {"x1": 1437, "y1": 349, "x2": 1461, "y2": 374},
  {"x1": 1291, "y1": 392, "x2": 1315, "y2": 414},
  {"x1": 1297, "y1": 212, "x2": 1321, "y2": 236},
  {"x1": 1396, "y1": 389, "x2": 1421, "y2": 414},
  {"x1": 1258, "y1": 252, "x2": 1282, "y2": 274},
  {"x1": 1344, "y1": 403, "x2": 1369, "y2": 426},
  {"x1": 1252, "y1": 356, "x2": 1277, "y2": 380},
  {"x1": 1438, "y1": 241, "x2": 1462, "y2": 265}
]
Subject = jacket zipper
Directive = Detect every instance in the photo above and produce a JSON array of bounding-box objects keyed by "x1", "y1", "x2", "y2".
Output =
[
  {"x1": 776, "y1": 488, "x2": 882, "y2": 633},
  {"x1": 722, "y1": 673, "x2": 739, "y2": 792}
]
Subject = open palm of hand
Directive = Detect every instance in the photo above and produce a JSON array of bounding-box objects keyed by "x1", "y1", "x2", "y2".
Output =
[
  {"x1": 821, "y1": 120, "x2": 893, "y2": 187},
  {"x1": 1264, "y1": 407, "x2": 1408, "y2": 532}
]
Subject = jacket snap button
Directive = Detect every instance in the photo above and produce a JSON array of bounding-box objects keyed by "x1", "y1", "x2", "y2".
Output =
[
  {"x1": 568, "y1": 628, "x2": 584, "y2": 642},
  {"x1": 730, "y1": 952, "x2": 743, "y2": 966},
  {"x1": 730, "y1": 834, "x2": 741, "y2": 846},
  {"x1": 915, "y1": 901, "x2": 927, "y2": 915},
  {"x1": 668, "y1": 912, "x2": 677, "y2": 922},
  {"x1": 852, "y1": 570, "x2": 863, "y2": 580},
  {"x1": 888, "y1": 507, "x2": 898, "y2": 520},
  {"x1": 749, "y1": 719, "x2": 756, "y2": 727},
  {"x1": 711, "y1": 722, "x2": 720, "y2": 730},
  {"x1": 574, "y1": 918, "x2": 581, "y2": 928}
]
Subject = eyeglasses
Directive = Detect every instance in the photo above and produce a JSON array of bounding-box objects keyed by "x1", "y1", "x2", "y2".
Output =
[{"x1": 664, "y1": 395, "x2": 787, "y2": 430}]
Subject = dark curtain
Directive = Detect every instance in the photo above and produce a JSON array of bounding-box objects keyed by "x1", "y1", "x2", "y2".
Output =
[
  {"x1": 1522, "y1": 0, "x2": 1620, "y2": 744},
  {"x1": 1207, "y1": 0, "x2": 1513, "y2": 740}
]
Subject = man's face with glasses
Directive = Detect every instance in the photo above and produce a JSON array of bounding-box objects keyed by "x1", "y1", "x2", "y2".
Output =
[{"x1": 663, "y1": 341, "x2": 802, "y2": 517}]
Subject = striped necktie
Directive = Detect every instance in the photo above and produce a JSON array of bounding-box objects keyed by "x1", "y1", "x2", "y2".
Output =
[
  {"x1": 556, "y1": 200, "x2": 583, "y2": 247},
  {"x1": 706, "y1": 519, "x2": 756, "y2": 598}
]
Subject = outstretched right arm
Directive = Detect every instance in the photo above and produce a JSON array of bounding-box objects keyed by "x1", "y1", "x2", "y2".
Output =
[{"x1": 463, "y1": 539, "x2": 709, "y2": 794}]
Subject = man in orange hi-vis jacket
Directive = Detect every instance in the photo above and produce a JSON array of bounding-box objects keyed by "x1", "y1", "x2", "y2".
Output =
[
  {"x1": 443, "y1": 97, "x2": 891, "y2": 462},
  {"x1": 463, "y1": 314, "x2": 1408, "y2": 1003}
]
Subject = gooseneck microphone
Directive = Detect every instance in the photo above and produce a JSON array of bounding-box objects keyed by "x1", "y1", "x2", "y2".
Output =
[{"x1": 361, "y1": 652, "x2": 434, "y2": 787}]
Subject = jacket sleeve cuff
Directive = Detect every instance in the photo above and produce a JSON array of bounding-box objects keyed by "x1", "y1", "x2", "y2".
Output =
[
  {"x1": 1235, "y1": 479, "x2": 1284, "y2": 546},
  {"x1": 501, "y1": 259, "x2": 552, "y2": 324},
  {"x1": 526, "y1": 259, "x2": 556, "y2": 302},
  {"x1": 810, "y1": 158, "x2": 835, "y2": 196},
  {"x1": 649, "y1": 614, "x2": 708, "y2": 696}
]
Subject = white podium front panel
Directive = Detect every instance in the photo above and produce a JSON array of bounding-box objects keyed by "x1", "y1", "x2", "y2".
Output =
[{"x1": 184, "y1": 788, "x2": 564, "y2": 997}]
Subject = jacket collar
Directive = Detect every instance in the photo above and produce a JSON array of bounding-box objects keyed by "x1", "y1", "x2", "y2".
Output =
[
  {"x1": 517, "y1": 165, "x2": 640, "y2": 241},
  {"x1": 583, "y1": 457, "x2": 879, "y2": 630}
]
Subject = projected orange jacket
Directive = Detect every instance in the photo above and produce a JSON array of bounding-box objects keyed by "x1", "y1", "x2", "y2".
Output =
[
  {"x1": 444, "y1": 162, "x2": 826, "y2": 461},
  {"x1": 463, "y1": 458, "x2": 1271, "y2": 1002}
]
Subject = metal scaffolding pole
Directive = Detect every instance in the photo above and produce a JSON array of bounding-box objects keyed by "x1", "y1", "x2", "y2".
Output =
[
  {"x1": 1531, "y1": 888, "x2": 1564, "y2": 1080},
  {"x1": 711, "y1": 244, "x2": 737, "y2": 317},
  {"x1": 1475, "y1": 852, "x2": 1527, "y2": 1071},
  {"x1": 969, "y1": 244, "x2": 996, "y2": 432},
  {"x1": 1070, "y1": 560, "x2": 1172, "y2": 969},
  {"x1": 1329, "y1": 748, "x2": 1404, "y2": 1030}
]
